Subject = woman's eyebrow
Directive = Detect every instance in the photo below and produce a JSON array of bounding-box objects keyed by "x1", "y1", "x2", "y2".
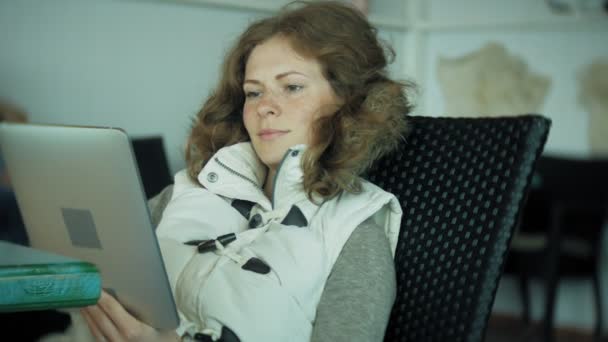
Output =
[
  {"x1": 244, "y1": 71, "x2": 308, "y2": 85},
  {"x1": 276, "y1": 71, "x2": 308, "y2": 79}
]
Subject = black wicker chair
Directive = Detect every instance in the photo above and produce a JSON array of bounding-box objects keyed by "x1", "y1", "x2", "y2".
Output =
[
  {"x1": 366, "y1": 115, "x2": 551, "y2": 342},
  {"x1": 130, "y1": 136, "x2": 172, "y2": 199}
]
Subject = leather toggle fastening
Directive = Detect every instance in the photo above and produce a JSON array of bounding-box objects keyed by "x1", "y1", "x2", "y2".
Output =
[
  {"x1": 193, "y1": 325, "x2": 241, "y2": 342},
  {"x1": 241, "y1": 257, "x2": 271, "y2": 274},
  {"x1": 184, "y1": 233, "x2": 236, "y2": 253},
  {"x1": 198, "y1": 233, "x2": 236, "y2": 253},
  {"x1": 248, "y1": 213, "x2": 263, "y2": 229},
  {"x1": 280, "y1": 205, "x2": 308, "y2": 227},
  {"x1": 231, "y1": 199, "x2": 255, "y2": 219}
]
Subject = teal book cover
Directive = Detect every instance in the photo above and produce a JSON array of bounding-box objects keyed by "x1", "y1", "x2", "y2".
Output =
[{"x1": 0, "y1": 241, "x2": 101, "y2": 312}]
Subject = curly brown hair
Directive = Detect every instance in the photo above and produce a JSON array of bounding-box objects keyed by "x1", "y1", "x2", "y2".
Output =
[{"x1": 186, "y1": 1, "x2": 414, "y2": 200}]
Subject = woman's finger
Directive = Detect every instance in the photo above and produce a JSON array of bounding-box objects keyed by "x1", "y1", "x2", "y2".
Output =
[
  {"x1": 86, "y1": 303, "x2": 125, "y2": 342},
  {"x1": 81, "y1": 307, "x2": 107, "y2": 342},
  {"x1": 97, "y1": 290, "x2": 148, "y2": 339}
]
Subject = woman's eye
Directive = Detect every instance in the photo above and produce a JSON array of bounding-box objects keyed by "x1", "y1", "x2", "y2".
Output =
[
  {"x1": 245, "y1": 91, "x2": 261, "y2": 99},
  {"x1": 285, "y1": 85, "x2": 303, "y2": 93}
]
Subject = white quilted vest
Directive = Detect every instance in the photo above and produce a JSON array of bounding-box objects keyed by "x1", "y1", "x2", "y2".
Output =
[{"x1": 156, "y1": 142, "x2": 402, "y2": 341}]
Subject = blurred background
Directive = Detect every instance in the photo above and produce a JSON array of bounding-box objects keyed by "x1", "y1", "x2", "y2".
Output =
[{"x1": 0, "y1": 0, "x2": 606, "y2": 341}]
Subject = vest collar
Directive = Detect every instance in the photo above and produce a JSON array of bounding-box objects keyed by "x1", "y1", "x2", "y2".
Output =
[{"x1": 197, "y1": 142, "x2": 318, "y2": 213}]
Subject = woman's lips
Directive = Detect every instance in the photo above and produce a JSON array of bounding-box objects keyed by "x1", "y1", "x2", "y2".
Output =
[{"x1": 258, "y1": 129, "x2": 289, "y2": 141}]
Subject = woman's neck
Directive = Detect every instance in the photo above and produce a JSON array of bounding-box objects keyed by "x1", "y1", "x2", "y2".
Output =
[{"x1": 264, "y1": 167, "x2": 277, "y2": 201}]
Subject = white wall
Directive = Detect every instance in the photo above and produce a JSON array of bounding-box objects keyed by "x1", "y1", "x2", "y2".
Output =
[
  {"x1": 419, "y1": 1, "x2": 608, "y2": 158},
  {"x1": 1, "y1": 0, "x2": 607, "y2": 334},
  {"x1": 0, "y1": 0, "x2": 258, "y2": 173}
]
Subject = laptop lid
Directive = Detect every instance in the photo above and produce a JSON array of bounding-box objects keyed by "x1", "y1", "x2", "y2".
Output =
[{"x1": 0, "y1": 122, "x2": 179, "y2": 330}]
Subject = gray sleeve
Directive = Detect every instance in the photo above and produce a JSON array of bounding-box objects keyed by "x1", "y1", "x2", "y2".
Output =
[
  {"x1": 147, "y1": 185, "x2": 173, "y2": 228},
  {"x1": 311, "y1": 219, "x2": 397, "y2": 342}
]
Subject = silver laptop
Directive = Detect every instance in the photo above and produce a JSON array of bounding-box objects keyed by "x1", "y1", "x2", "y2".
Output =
[{"x1": 0, "y1": 122, "x2": 179, "y2": 330}]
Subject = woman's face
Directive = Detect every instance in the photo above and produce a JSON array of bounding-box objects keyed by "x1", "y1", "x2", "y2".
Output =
[{"x1": 243, "y1": 35, "x2": 341, "y2": 171}]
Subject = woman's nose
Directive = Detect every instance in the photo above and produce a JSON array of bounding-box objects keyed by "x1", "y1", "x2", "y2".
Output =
[{"x1": 256, "y1": 94, "x2": 280, "y2": 117}]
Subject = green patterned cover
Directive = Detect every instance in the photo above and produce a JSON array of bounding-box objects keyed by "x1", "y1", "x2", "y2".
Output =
[{"x1": 0, "y1": 241, "x2": 101, "y2": 312}]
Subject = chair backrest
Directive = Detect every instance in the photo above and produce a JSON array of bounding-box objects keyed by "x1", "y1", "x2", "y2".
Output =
[
  {"x1": 130, "y1": 136, "x2": 173, "y2": 199},
  {"x1": 366, "y1": 115, "x2": 551, "y2": 342}
]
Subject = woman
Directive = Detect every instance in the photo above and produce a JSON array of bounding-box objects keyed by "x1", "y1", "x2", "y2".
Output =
[{"x1": 82, "y1": 1, "x2": 413, "y2": 341}]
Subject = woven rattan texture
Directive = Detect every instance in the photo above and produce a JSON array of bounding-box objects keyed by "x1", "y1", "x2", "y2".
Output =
[{"x1": 367, "y1": 115, "x2": 550, "y2": 342}]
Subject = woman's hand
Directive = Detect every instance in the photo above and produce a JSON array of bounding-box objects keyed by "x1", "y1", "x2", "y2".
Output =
[{"x1": 81, "y1": 290, "x2": 179, "y2": 342}]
